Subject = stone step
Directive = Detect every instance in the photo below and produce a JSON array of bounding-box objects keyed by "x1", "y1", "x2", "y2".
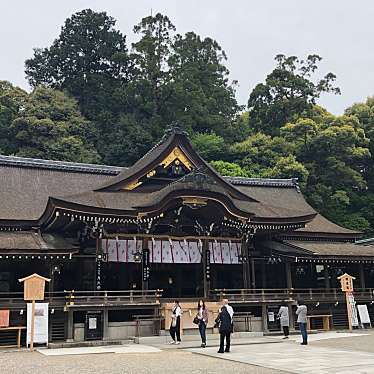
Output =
[
  {"x1": 134, "y1": 331, "x2": 263, "y2": 345},
  {"x1": 48, "y1": 339, "x2": 132, "y2": 349}
]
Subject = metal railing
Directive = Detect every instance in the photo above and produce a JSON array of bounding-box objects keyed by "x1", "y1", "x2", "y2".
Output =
[{"x1": 0, "y1": 289, "x2": 163, "y2": 310}]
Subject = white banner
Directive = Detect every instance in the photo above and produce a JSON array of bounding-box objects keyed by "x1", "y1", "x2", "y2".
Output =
[
  {"x1": 104, "y1": 238, "x2": 241, "y2": 264},
  {"x1": 348, "y1": 292, "x2": 359, "y2": 327},
  {"x1": 27, "y1": 302, "x2": 48, "y2": 346},
  {"x1": 357, "y1": 304, "x2": 371, "y2": 325}
]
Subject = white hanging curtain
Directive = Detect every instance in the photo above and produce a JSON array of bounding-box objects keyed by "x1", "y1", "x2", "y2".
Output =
[
  {"x1": 103, "y1": 238, "x2": 240, "y2": 264},
  {"x1": 209, "y1": 240, "x2": 241, "y2": 264}
]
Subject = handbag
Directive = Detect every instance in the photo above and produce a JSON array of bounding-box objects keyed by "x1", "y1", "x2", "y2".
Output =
[
  {"x1": 193, "y1": 315, "x2": 200, "y2": 325},
  {"x1": 171, "y1": 317, "x2": 177, "y2": 328}
]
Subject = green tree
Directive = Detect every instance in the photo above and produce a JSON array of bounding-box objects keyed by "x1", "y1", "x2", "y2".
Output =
[
  {"x1": 25, "y1": 9, "x2": 129, "y2": 114},
  {"x1": 168, "y1": 32, "x2": 241, "y2": 136},
  {"x1": 230, "y1": 132, "x2": 296, "y2": 178},
  {"x1": 281, "y1": 111, "x2": 370, "y2": 231},
  {"x1": 191, "y1": 133, "x2": 226, "y2": 161},
  {"x1": 210, "y1": 160, "x2": 248, "y2": 177},
  {"x1": 11, "y1": 87, "x2": 100, "y2": 163},
  {"x1": 345, "y1": 97, "x2": 374, "y2": 189},
  {"x1": 0, "y1": 81, "x2": 27, "y2": 154},
  {"x1": 248, "y1": 54, "x2": 340, "y2": 135},
  {"x1": 25, "y1": 8, "x2": 130, "y2": 162}
]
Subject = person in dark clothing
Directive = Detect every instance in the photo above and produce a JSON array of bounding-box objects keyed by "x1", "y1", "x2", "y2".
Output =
[
  {"x1": 197, "y1": 299, "x2": 209, "y2": 347},
  {"x1": 215, "y1": 306, "x2": 232, "y2": 353}
]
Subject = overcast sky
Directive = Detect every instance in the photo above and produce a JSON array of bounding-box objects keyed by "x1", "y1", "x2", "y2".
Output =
[{"x1": 1, "y1": 0, "x2": 373, "y2": 114}]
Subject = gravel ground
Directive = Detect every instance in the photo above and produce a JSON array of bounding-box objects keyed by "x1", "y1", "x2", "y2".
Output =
[{"x1": 0, "y1": 350, "x2": 286, "y2": 374}]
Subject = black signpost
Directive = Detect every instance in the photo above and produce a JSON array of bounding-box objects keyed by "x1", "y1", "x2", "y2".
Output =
[
  {"x1": 142, "y1": 248, "x2": 150, "y2": 289},
  {"x1": 205, "y1": 249, "x2": 211, "y2": 281}
]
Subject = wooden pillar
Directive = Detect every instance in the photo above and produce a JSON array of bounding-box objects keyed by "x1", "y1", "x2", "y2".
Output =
[
  {"x1": 261, "y1": 260, "x2": 267, "y2": 288},
  {"x1": 359, "y1": 263, "x2": 366, "y2": 289},
  {"x1": 324, "y1": 265, "x2": 331, "y2": 289},
  {"x1": 250, "y1": 259, "x2": 256, "y2": 289},
  {"x1": 242, "y1": 241, "x2": 251, "y2": 289},
  {"x1": 103, "y1": 308, "x2": 109, "y2": 340},
  {"x1": 288, "y1": 304, "x2": 295, "y2": 330},
  {"x1": 261, "y1": 304, "x2": 268, "y2": 332},
  {"x1": 67, "y1": 310, "x2": 74, "y2": 342},
  {"x1": 202, "y1": 240, "x2": 211, "y2": 299},
  {"x1": 285, "y1": 261, "x2": 293, "y2": 289}
]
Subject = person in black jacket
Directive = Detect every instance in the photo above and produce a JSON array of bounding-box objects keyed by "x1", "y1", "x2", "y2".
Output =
[{"x1": 215, "y1": 306, "x2": 232, "y2": 353}]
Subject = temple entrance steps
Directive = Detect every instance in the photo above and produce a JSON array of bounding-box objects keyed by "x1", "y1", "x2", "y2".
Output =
[
  {"x1": 134, "y1": 331, "x2": 263, "y2": 345},
  {"x1": 48, "y1": 339, "x2": 133, "y2": 349}
]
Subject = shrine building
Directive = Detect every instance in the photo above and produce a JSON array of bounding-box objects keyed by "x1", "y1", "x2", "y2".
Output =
[{"x1": 1, "y1": 126, "x2": 374, "y2": 343}]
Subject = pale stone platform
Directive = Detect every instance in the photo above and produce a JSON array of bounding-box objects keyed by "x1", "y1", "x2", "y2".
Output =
[{"x1": 188, "y1": 332, "x2": 374, "y2": 374}]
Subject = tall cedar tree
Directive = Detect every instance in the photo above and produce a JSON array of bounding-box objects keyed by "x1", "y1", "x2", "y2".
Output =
[{"x1": 247, "y1": 54, "x2": 340, "y2": 135}]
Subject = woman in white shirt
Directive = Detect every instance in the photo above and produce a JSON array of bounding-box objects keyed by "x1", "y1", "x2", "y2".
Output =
[
  {"x1": 277, "y1": 303, "x2": 290, "y2": 339},
  {"x1": 169, "y1": 300, "x2": 181, "y2": 344}
]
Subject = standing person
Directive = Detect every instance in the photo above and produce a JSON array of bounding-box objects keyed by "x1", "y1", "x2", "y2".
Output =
[
  {"x1": 197, "y1": 300, "x2": 209, "y2": 347},
  {"x1": 169, "y1": 300, "x2": 182, "y2": 345},
  {"x1": 215, "y1": 306, "x2": 232, "y2": 353},
  {"x1": 277, "y1": 303, "x2": 290, "y2": 339},
  {"x1": 222, "y1": 299, "x2": 234, "y2": 320},
  {"x1": 296, "y1": 299, "x2": 308, "y2": 345}
]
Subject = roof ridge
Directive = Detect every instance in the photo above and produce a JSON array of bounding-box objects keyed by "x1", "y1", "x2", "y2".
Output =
[
  {"x1": 225, "y1": 176, "x2": 299, "y2": 188},
  {"x1": 0, "y1": 155, "x2": 300, "y2": 188},
  {"x1": 0, "y1": 154, "x2": 122, "y2": 175}
]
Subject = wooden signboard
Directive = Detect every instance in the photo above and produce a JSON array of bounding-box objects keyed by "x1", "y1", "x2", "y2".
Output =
[
  {"x1": 19, "y1": 274, "x2": 50, "y2": 351},
  {"x1": 337, "y1": 273, "x2": 356, "y2": 330},
  {"x1": 0, "y1": 310, "x2": 9, "y2": 327}
]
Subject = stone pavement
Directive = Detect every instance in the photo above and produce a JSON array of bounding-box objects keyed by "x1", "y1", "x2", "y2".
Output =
[
  {"x1": 37, "y1": 344, "x2": 161, "y2": 356},
  {"x1": 188, "y1": 332, "x2": 374, "y2": 374},
  {"x1": 0, "y1": 349, "x2": 282, "y2": 374}
]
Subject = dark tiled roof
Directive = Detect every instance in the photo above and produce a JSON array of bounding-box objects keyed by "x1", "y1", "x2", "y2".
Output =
[
  {"x1": 0, "y1": 163, "x2": 113, "y2": 220},
  {"x1": 295, "y1": 214, "x2": 359, "y2": 235},
  {"x1": 0, "y1": 153, "x2": 357, "y2": 237},
  {"x1": 284, "y1": 240, "x2": 374, "y2": 257},
  {"x1": 0, "y1": 232, "x2": 77, "y2": 253},
  {"x1": 0, "y1": 155, "x2": 121, "y2": 175},
  {"x1": 0, "y1": 154, "x2": 300, "y2": 187}
]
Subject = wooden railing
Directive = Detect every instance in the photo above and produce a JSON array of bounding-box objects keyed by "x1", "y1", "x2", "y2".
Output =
[
  {"x1": 211, "y1": 288, "x2": 374, "y2": 303},
  {"x1": 0, "y1": 289, "x2": 163, "y2": 310},
  {"x1": 1, "y1": 288, "x2": 373, "y2": 309}
]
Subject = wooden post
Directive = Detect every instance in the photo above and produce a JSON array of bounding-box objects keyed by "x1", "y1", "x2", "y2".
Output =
[
  {"x1": 30, "y1": 300, "x2": 36, "y2": 351},
  {"x1": 250, "y1": 258, "x2": 256, "y2": 288},
  {"x1": 359, "y1": 263, "x2": 366, "y2": 290},
  {"x1": 242, "y1": 241, "x2": 251, "y2": 289},
  {"x1": 261, "y1": 260, "x2": 267, "y2": 288},
  {"x1": 345, "y1": 292, "x2": 353, "y2": 331},
  {"x1": 337, "y1": 273, "x2": 356, "y2": 331},
  {"x1": 324, "y1": 265, "x2": 331, "y2": 289},
  {"x1": 18, "y1": 273, "x2": 50, "y2": 351},
  {"x1": 285, "y1": 262, "x2": 293, "y2": 289}
]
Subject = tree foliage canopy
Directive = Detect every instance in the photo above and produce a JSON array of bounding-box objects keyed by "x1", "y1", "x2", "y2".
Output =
[{"x1": 0, "y1": 9, "x2": 372, "y2": 234}]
